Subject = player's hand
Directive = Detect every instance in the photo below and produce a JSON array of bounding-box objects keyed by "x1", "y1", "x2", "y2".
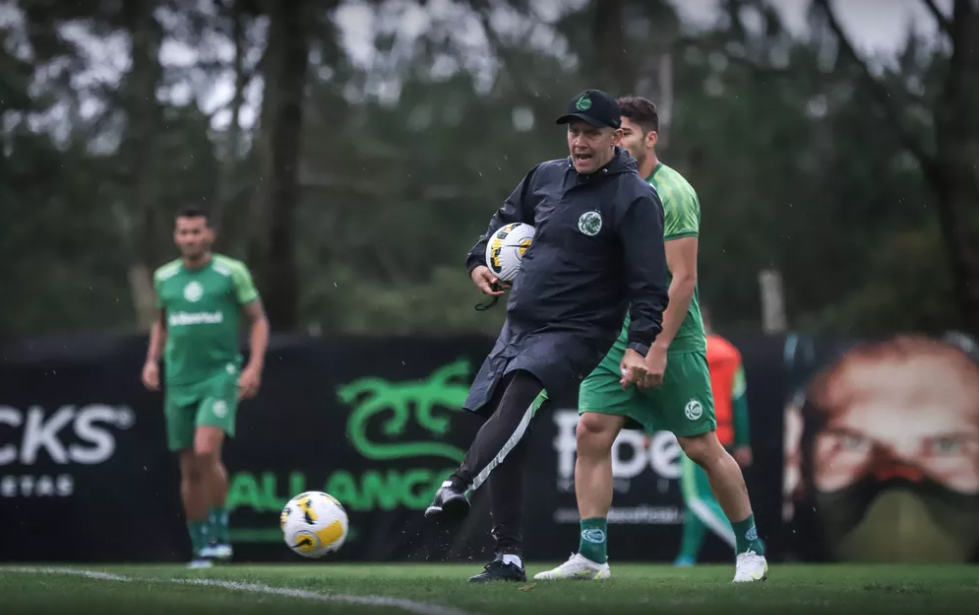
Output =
[
  {"x1": 238, "y1": 365, "x2": 262, "y2": 400},
  {"x1": 619, "y1": 348, "x2": 648, "y2": 389},
  {"x1": 141, "y1": 361, "x2": 160, "y2": 391},
  {"x1": 733, "y1": 446, "x2": 753, "y2": 468},
  {"x1": 638, "y1": 344, "x2": 667, "y2": 389},
  {"x1": 471, "y1": 266, "x2": 505, "y2": 296}
]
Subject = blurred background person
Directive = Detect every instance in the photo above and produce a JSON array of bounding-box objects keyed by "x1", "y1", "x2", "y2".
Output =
[{"x1": 674, "y1": 306, "x2": 754, "y2": 566}]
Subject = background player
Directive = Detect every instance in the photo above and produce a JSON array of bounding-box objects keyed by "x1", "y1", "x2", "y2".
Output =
[
  {"x1": 536, "y1": 96, "x2": 767, "y2": 583},
  {"x1": 674, "y1": 305, "x2": 754, "y2": 566},
  {"x1": 141, "y1": 205, "x2": 269, "y2": 568}
]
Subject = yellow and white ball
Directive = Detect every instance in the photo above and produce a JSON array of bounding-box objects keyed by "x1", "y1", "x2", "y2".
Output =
[
  {"x1": 280, "y1": 491, "x2": 349, "y2": 558},
  {"x1": 485, "y1": 222, "x2": 535, "y2": 283}
]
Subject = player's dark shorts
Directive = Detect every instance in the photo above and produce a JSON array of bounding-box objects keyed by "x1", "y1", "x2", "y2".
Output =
[
  {"x1": 164, "y1": 368, "x2": 239, "y2": 452},
  {"x1": 579, "y1": 346, "x2": 716, "y2": 437}
]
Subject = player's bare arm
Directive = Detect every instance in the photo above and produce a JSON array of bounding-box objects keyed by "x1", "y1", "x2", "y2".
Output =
[
  {"x1": 640, "y1": 236, "x2": 698, "y2": 389},
  {"x1": 238, "y1": 299, "x2": 269, "y2": 400},
  {"x1": 142, "y1": 309, "x2": 167, "y2": 391}
]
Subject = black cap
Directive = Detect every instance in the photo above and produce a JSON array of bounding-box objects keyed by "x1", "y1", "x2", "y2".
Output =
[{"x1": 556, "y1": 89, "x2": 621, "y2": 129}]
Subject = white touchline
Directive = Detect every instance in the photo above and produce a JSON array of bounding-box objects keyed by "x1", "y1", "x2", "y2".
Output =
[
  {"x1": 175, "y1": 578, "x2": 481, "y2": 615},
  {"x1": 6, "y1": 567, "x2": 132, "y2": 582},
  {"x1": 5, "y1": 567, "x2": 484, "y2": 615}
]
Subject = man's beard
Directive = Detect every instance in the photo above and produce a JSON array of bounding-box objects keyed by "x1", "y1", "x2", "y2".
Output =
[
  {"x1": 814, "y1": 476, "x2": 979, "y2": 563},
  {"x1": 184, "y1": 247, "x2": 209, "y2": 261},
  {"x1": 631, "y1": 149, "x2": 646, "y2": 168}
]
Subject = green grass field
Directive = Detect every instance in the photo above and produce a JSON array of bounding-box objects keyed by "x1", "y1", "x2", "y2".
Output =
[{"x1": 3, "y1": 563, "x2": 978, "y2": 615}]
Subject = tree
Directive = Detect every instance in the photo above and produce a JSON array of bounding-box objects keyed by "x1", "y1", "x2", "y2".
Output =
[
  {"x1": 246, "y1": 0, "x2": 315, "y2": 330},
  {"x1": 117, "y1": 0, "x2": 166, "y2": 330},
  {"x1": 1, "y1": 0, "x2": 968, "y2": 338},
  {"x1": 813, "y1": 0, "x2": 979, "y2": 334}
]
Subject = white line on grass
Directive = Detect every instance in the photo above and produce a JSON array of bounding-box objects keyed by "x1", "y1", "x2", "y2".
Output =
[
  {"x1": 5, "y1": 567, "x2": 483, "y2": 615},
  {"x1": 175, "y1": 578, "x2": 481, "y2": 615},
  {"x1": 7, "y1": 566, "x2": 132, "y2": 582}
]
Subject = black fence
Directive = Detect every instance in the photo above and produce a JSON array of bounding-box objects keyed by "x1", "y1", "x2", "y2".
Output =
[{"x1": 1, "y1": 331, "x2": 976, "y2": 564}]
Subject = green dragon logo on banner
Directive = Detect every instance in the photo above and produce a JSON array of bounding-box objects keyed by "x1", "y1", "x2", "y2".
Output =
[{"x1": 337, "y1": 359, "x2": 471, "y2": 463}]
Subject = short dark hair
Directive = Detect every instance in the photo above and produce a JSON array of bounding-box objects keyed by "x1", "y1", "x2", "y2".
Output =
[
  {"x1": 617, "y1": 95, "x2": 659, "y2": 133},
  {"x1": 176, "y1": 205, "x2": 209, "y2": 225}
]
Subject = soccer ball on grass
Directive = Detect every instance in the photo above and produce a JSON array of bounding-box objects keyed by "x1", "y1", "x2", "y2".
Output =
[
  {"x1": 280, "y1": 491, "x2": 349, "y2": 558},
  {"x1": 485, "y1": 222, "x2": 535, "y2": 283}
]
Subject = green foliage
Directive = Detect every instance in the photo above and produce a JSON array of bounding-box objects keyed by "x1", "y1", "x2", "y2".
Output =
[
  {"x1": 302, "y1": 264, "x2": 505, "y2": 335},
  {"x1": 0, "y1": 132, "x2": 132, "y2": 334},
  {"x1": 0, "y1": 0, "x2": 970, "y2": 338},
  {"x1": 813, "y1": 224, "x2": 957, "y2": 335}
]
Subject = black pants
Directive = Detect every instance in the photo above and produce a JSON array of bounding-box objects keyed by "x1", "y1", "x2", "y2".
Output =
[{"x1": 452, "y1": 370, "x2": 546, "y2": 556}]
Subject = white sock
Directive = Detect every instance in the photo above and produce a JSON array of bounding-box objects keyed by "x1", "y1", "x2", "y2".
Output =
[{"x1": 501, "y1": 554, "x2": 523, "y2": 568}]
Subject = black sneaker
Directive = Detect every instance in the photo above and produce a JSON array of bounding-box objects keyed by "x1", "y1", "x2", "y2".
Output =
[
  {"x1": 468, "y1": 557, "x2": 527, "y2": 583},
  {"x1": 424, "y1": 479, "x2": 470, "y2": 521}
]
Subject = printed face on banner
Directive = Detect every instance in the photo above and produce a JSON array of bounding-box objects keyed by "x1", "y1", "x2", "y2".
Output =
[{"x1": 783, "y1": 334, "x2": 979, "y2": 563}]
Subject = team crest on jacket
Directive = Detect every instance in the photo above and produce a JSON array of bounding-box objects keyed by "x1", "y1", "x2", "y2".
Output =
[{"x1": 578, "y1": 211, "x2": 602, "y2": 236}]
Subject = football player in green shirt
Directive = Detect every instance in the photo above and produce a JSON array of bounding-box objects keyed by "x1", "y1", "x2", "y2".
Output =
[
  {"x1": 536, "y1": 96, "x2": 767, "y2": 583},
  {"x1": 141, "y1": 206, "x2": 269, "y2": 568}
]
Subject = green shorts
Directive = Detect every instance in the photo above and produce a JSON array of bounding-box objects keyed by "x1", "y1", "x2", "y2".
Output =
[
  {"x1": 579, "y1": 348, "x2": 716, "y2": 437},
  {"x1": 164, "y1": 370, "x2": 239, "y2": 452}
]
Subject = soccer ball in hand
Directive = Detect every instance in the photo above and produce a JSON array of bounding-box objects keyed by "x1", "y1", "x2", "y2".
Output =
[
  {"x1": 280, "y1": 491, "x2": 349, "y2": 558},
  {"x1": 485, "y1": 222, "x2": 535, "y2": 283}
]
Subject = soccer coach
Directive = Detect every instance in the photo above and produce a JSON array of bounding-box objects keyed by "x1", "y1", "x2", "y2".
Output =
[{"x1": 425, "y1": 89, "x2": 671, "y2": 582}]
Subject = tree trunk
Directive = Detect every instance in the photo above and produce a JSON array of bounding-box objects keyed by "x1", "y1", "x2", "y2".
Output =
[
  {"x1": 247, "y1": 0, "x2": 309, "y2": 331},
  {"x1": 592, "y1": 0, "x2": 633, "y2": 94},
  {"x1": 214, "y1": 0, "x2": 248, "y2": 238},
  {"x1": 932, "y1": 0, "x2": 979, "y2": 334},
  {"x1": 119, "y1": 0, "x2": 165, "y2": 331}
]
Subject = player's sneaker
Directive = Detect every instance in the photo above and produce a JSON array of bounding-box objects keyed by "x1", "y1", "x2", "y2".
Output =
[
  {"x1": 424, "y1": 479, "x2": 470, "y2": 521},
  {"x1": 732, "y1": 550, "x2": 768, "y2": 583},
  {"x1": 534, "y1": 553, "x2": 611, "y2": 580},
  {"x1": 673, "y1": 556, "x2": 695, "y2": 567},
  {"x1": 200, "y1": 543, "x2": 233, "y2": 562},
  {"x1": 187, "y1": 558, "x2": 213, "y2": 570},
  {"x1": 213, "y1": 543, "x2": 233, "y2": 560},
  {"x1": 468, "y1": 557, "x2": 527, "y2": 583}
]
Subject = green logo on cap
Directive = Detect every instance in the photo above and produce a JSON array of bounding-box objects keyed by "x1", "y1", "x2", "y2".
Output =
[{"x1": 576, "y1": 95, "x2": 592, "y2": 111}]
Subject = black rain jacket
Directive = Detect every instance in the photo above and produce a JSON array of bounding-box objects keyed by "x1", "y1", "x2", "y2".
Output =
[{"x1": 464, "y1": 147, "x2": 670, "y2": 411}]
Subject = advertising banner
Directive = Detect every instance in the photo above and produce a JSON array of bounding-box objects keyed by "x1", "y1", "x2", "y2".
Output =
[
  {"x1": 222, "y1": 336, "x2": 495, "y2": 563},
  {"x1": 0, "y1": 332, "x2": 787, "y2": 564},
  {"x1": 780, "y1": 331, "x2": 979, "y2": 563},
  {"x1": 0, "y1": 335, "x2": 182, "y2": 562}
]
